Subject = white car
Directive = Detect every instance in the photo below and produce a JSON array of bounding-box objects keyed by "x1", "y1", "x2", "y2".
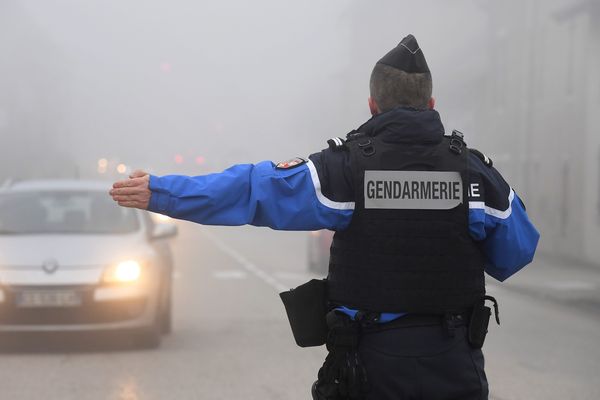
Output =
[{"x1": 0, "y1": 180, "x2": 177, "y2": 348}]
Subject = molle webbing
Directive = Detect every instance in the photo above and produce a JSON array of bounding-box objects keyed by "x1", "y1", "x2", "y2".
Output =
[{"x1": 327, "y1": 135, "x2": 485, "y2": 314}]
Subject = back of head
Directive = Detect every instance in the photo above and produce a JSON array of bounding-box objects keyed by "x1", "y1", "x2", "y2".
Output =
[{"x1": 370, "y1": 34, "x2": 433, "y2": 112}]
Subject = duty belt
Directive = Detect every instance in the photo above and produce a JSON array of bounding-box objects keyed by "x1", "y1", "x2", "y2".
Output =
[
  {"x1": 312, "y1": 310, "x2": 369, "y2": 400},
  {"x1": 312, "y1": 297, "x2": 500, "y2": 400}
]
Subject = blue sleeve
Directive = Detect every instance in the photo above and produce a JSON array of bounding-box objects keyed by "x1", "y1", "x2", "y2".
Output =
[
  {"x1": 147, "y1": 160, "x2": 354, "y2": 231},
  {"x1": 469, "y1": 192, "x2": 540, "y2": 281},
  {"x1": 468, "y1": 156, "x2": 540, "y2": 281}
]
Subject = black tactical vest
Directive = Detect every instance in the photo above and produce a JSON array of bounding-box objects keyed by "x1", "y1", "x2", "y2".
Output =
[{"x1": 327, "y1": 132, "x2": 486, "y2": 314}]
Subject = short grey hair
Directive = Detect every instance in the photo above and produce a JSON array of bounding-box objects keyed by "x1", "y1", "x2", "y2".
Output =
[{"x1": 369, "y1": 63, "x2": 433, "y2": 111}]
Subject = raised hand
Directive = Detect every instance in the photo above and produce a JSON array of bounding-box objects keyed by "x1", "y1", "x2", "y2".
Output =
[{"x1": 109, "y1": 169, "x2": 151, "y2": 209}]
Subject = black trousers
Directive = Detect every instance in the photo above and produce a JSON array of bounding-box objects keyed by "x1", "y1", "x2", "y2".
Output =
[{"x1": 358, "y1": 323, "x2": 488, "y2": 400}]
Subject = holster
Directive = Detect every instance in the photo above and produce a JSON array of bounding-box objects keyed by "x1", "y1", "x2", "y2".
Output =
[
  {"x1": 468, "y1": 295, "x2": 500, "y2": 349},
  {"x1": 279, "y1": 279, "x2": 329, "y2": 347},
  {"x1": 312, "y1": 311, "x2": 368, "y2": 400}
]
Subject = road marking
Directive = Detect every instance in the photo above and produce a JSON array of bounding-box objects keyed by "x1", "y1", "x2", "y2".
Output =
[
  {"x1": 212, "y1": 270, "x2": 247, "y2": 280},
  {"x1": 200, "y1": 229, "x2": 289, "y2": 292},
  {"x1": 274, "y1": 271, "x2": 316, "y2": 281},
  {"x1": 543, "y1": 281, "x2": 598, "y2": 291}
]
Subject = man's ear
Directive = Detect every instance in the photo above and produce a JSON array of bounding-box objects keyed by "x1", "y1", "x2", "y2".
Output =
[
  {"x1": 368, "y1": 96, "x2": 380, "y2": 116},
  {"x1": 428, "y1": 97, "x2": 436, "y2": 110}
]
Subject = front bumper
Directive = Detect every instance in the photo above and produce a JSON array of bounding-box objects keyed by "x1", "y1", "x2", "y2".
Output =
[{"x1": 0, "y1": 284, "x2": 158, "y2": 333}]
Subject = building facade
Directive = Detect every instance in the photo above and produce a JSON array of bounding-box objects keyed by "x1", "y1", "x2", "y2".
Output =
[{"x1": 474, "y1": 0, "x2": 600, "y2": 264}]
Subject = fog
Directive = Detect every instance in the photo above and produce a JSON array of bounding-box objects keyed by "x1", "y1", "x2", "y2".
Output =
[
  {"x1": 1, "y1": 1, "x2": 492, "y2": 170},
  {"x1": 0, "y1": 1, "x2": 599, "y2": 398},
  {"x1": 3, "y1": 0, "x2": 599, "y2": 262}
]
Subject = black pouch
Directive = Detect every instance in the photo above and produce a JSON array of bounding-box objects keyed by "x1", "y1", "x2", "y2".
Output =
[
  {"x1": 279, "y1": 279, "x2": 329, "y2": 347},
  {"x1": 468, "y1": 301, "x2": 491, "y2": 349},
  {"x1": 468, "y1": 295, "x2": 500, "y2": 349}
]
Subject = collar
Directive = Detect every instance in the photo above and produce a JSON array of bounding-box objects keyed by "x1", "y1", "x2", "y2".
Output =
[{"x1": 355, "y1": 107, "x2": 445, "y2": 144}]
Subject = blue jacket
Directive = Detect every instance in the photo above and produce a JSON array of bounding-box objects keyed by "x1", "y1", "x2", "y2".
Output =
[{"x1": 148, "y1": 108, "x2": 540, "y2": 314}]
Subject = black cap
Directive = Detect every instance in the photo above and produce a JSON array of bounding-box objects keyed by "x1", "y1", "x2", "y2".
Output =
[{"x1": 376, "y1": 34, "x2": 430, "y2": 73}]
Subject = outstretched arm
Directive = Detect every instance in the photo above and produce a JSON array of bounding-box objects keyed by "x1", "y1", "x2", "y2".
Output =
[{"x1": 109, "y1": 159, "x2": 354, "y2": 231}]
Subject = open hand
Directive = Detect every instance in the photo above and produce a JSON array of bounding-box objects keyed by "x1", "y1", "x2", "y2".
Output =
[{"x1": 109, "y1": 170, "x2": 151, "y2": 209}]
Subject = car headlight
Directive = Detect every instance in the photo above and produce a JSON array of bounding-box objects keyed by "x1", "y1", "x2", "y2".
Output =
[{"x1": 103, "y1": 260, "x2": 142, "y2": 283}]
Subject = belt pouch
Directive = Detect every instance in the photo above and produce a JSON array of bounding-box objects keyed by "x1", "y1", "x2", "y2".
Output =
[
  {"x1": 280, "y1": 279, "x2": 329, "y2": 347},
  {"x1": 468, "y1": 300, "x2": 491, "y2": 349}
]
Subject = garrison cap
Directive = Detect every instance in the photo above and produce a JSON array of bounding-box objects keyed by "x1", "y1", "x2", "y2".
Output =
[{"x1": 377, "y1": 34, "x2": 430, "y2": 73}]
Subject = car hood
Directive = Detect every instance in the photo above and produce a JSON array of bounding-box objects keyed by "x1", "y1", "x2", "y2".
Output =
[{"x1": 0, "y1": 234, "x2": 152, "y2": 267}]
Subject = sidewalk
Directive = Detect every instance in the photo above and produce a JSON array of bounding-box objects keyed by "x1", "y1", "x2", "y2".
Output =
[{"x1": 487, "y1": 254, "x2": 600, "y2": 317}]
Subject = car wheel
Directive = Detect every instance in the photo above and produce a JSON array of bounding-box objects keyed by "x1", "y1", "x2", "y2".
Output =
[
  {"x1": 133, "y1": 288, "x2": 165, "y2": 348},
  {"x1": 133, "y1": 320, "x2": 161, "y2": 349}
]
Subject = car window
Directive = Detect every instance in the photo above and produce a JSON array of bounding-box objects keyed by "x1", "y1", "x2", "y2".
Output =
[{"x1": 0, "y1": 191, "x2": 139, "y2": 234}]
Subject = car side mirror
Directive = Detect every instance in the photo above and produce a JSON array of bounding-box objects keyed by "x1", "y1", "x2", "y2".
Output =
[{"x1": 151, "y1": 223, "x2": 178, "y2": 240}]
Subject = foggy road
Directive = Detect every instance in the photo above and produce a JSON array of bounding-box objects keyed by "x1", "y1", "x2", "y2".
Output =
[
  {"x1": 0, "y1": 223, "x2": 599, "y2": 400},
  {"x1": 2, "y1": 1, "x2": 599, "y2": 399}
]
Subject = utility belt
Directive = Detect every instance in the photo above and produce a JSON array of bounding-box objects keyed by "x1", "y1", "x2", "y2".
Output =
[
  {"x1": 360, "y1": 301, "x2": 499, "y2": 346},
  {"x1": 279, "y1": 279, "x2": 500, "y2": 348},
  {"x1": 280, "y1": 280, "x2": 500, "y2": 400},
  {"x1": 361, "y1": 312, "x2": 468, "y2": 334}
]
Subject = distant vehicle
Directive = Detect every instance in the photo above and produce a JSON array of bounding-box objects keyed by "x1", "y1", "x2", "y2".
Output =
[
  {"x1": 307, "y1": 230, "x2": 334, "y2": 275},
  {"x1": 0, "y1": 180, "x2": 177, "y2": 348}
]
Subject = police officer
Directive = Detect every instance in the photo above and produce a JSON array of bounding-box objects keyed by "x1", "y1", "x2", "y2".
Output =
[{"x1": 110, "y1": 34, "x2": 540, "y2": 400}]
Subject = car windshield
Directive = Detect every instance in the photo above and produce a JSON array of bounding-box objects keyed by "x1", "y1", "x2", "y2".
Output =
[{"x1": 0, "y1": 190, "x2": 139, "y2": 234}]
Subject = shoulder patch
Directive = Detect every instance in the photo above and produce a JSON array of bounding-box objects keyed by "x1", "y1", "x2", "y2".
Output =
[
  {"x1": 276, "y1": 157, "x2": 307, "y2": 169},
  {"x1": 470, "y1": 148, "x2": 493, "y2": 167},
  {"x1": 327, "y1": 137, "x2": 346, "y2": 151}
]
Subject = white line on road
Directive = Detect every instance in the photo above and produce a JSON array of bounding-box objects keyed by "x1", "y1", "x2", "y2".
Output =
[
  {"x1": 212, "y1": 270, "x2": 248, "y2": 280},
  {"x1": 543, "y1": 281, "x2": 598, "y2": 291},
  {"x1": 274, "y1": 271, "x2": 316, "y2": 281},
  {"x1": 200, "y1": 229, "x2": 289, "y2": 293}
]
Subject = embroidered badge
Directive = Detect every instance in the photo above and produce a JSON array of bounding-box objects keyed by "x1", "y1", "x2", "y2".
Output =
[{"x1": 276, "y1": 157, "x2": 307, "y2": 169}]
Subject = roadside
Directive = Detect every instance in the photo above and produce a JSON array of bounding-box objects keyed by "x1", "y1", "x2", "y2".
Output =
[
  {"x1": 205, "y1": 227, "x2": 600, "y2": 400},
  {"x1": 487, "y1": 254, "x2": 600, "y2": 318}
]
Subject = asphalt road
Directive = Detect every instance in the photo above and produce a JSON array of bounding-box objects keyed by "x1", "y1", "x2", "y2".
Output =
[{"x1": 0, "y1": 223, "x2": 599, "y2": 400}]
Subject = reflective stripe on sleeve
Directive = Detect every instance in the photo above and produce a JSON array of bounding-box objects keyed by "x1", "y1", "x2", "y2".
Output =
[{"x1": 306, "y1": 160, "x2": 355, "y2": 211}]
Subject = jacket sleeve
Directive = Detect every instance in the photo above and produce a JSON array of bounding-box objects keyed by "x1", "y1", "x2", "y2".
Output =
[
  {"x1": 468, "y1": 154, "x2": 540, "y2": 282},
  {"x1": 146, "y1": 158, "x2": 354, "y2": 231}
]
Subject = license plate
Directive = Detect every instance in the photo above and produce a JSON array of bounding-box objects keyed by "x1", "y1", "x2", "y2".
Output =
[{"x1": 15, "y1": 290, "x2": 82, "y2": 308}]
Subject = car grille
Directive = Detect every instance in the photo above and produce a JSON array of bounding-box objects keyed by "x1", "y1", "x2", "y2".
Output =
[{"x1": 0, "y1": 285, "x2": 147, "y2": 325}]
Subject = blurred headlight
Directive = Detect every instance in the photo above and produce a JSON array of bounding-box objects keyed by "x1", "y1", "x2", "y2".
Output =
[{"x1": 103, "y1": 260, "x2": 142, "y2": 283}]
